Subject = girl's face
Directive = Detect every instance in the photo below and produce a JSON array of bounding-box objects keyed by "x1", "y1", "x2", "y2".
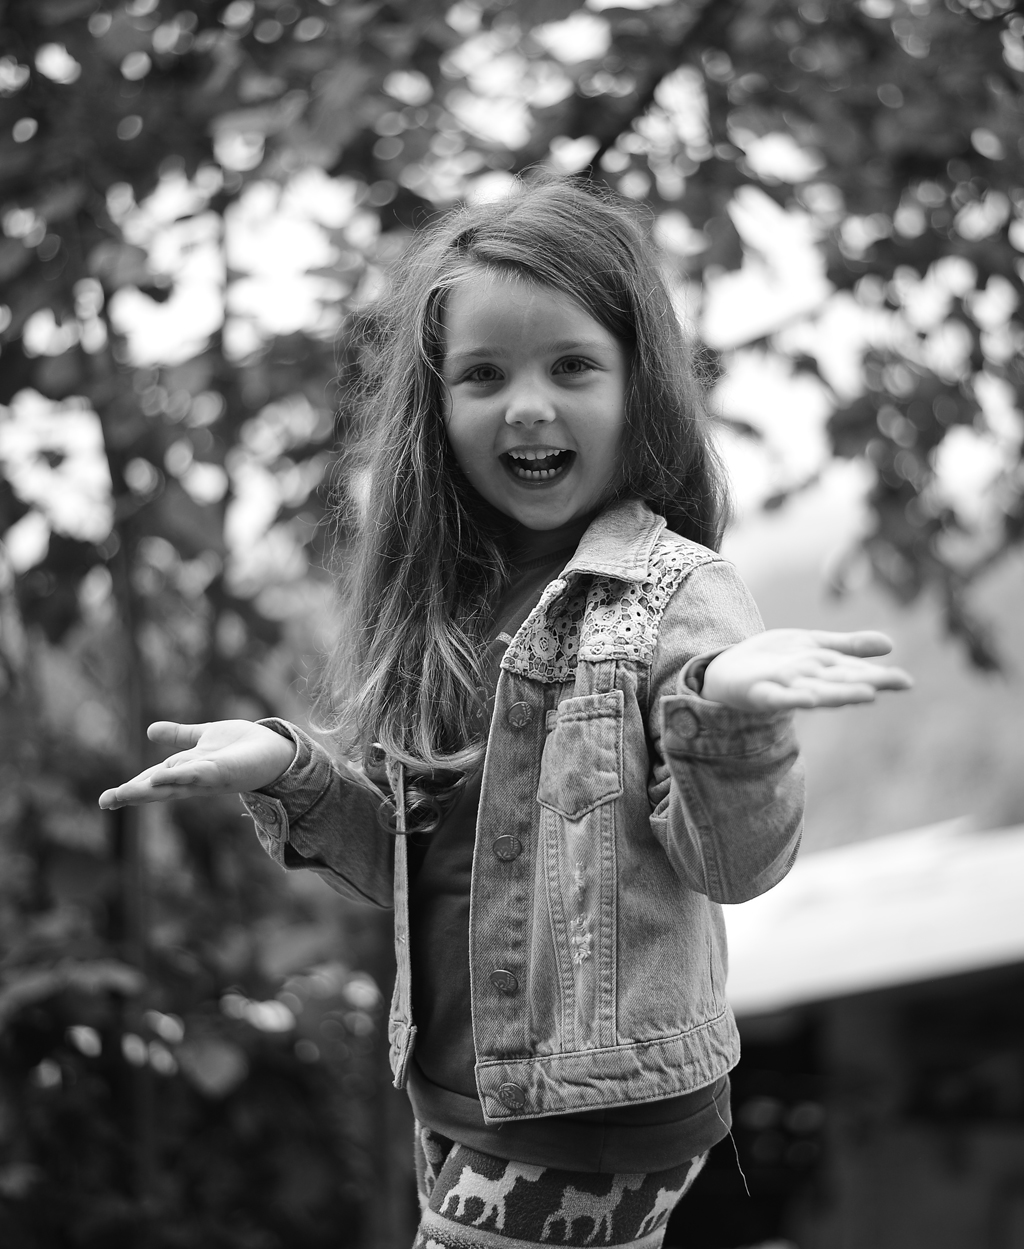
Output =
[{"x1": 442, "y1": 269, "x2": 627, "y2": 531}]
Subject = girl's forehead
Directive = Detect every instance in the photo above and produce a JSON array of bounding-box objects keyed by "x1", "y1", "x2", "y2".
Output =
[
  {"x1": 442, "y1": 269, "x2": 611, "y2": 344},
  {"x1": 449, "y1": 267, "x2": 569, "y2": 306}
]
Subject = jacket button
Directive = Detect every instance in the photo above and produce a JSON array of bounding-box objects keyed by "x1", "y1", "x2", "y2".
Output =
[
  {"x1": 506, "y1": 701, "x2": 533, "y2": 729},
  {"x1": 489, "y1": 969, "x2": 519, "y2": 996},
  {"x1": 498, "y1": 1083, "x2": 526, "y2": 1111},
  {"x1": 670, "y1": 707, "x2": 701, "y2": 739},
  {"x1": 493, "y1": 835, "x2": 523, "y2": 862}
]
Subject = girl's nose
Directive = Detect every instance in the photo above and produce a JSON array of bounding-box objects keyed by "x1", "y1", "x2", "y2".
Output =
[{"x1": 504, "y1": 377, "x2": 556, "y2": 427}]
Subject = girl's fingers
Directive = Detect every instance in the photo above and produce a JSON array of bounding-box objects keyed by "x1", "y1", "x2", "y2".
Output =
[
  {"x1": 161, "y1": 759, "x2": 223, "y2": 787},
  {"x1": 99, "y1": 781, "x2": 214, "y2": 810},
  {"x1": 99, "y1": 782, "x2": 163, "y2": 809},
  {"x1": 800, "y1": 660, "x2": 914, "y2": 689},
  {"x1": 705, "y1": 628, "x2": 912, "y2": 709},
  {"x1": 98, "y1": 774, "x2": 185, "y2": 809},
  {"x1": 876, "y1": 667, "x2": 913, "y2": 689},
  {"x1": 746, "y1": 673, "x2": 896, "y2": 710},
  {"x1": 836, "y1": 664, "x2": 912, "y2": 689},
  {"x1": 746, "y1": 681, "x2": 818, "y2": 711},
  {"x1": 98, "y1": 759, "x2": 222, "y2": 809},
  {"x1": 789, "y1": 676, "x2": 877, "y2": 706},
  {"x1": 806, "y1": 630, "x2": 895, "y2": 658},
  {"x1": 98, "y1": 757, "x2": 221, "y2": 809},
  {"x1": 147, "y1": 721, "x2": 208, "y2": 748}
]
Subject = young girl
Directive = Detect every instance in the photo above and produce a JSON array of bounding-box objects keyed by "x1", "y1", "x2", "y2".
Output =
[{"x1": 101, "y1": 177, "x2": 910, "y2": 1247}]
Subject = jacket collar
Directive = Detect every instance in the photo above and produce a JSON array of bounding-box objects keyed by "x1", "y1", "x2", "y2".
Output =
[{"x1": 560, "y1": 498, "x2": 667, "y2": 584}]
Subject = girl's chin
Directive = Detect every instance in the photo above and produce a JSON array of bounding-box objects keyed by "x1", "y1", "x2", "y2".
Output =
[{"x1": 497, "y1": 494, "x2": 592, "y2": 531}]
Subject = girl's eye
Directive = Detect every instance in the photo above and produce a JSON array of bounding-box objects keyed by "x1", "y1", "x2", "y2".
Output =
[
  {"x1": 465, "y1": 364, "x2": 501, "y2": 383},
  {"x1": 556, "y1": 357, "x2": 593, "y2": 376}
]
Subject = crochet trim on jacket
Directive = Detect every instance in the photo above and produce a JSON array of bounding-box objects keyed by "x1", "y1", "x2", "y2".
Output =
[{"x1": 501, "y1": 535, "x2": 719, "y2": 684}]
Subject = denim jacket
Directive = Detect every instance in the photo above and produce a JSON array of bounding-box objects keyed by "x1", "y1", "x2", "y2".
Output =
[{"x1": 241, "y1": 499, "x2": 804, "y2": 1125}]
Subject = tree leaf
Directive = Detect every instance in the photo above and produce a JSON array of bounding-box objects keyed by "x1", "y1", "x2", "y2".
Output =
[
  {"x1": 0, "y1": 960, "x2": 144, "y2": 1031},
  {"x1": 33, "y1": 181, "x2": 88, "y2": 225},
  {"x1": 0, "y1": 239, "x2": 32, "y2": 284},
  {"x1": 177, "y1": 1036, "x2": 249, "y2": 1098},
  {"x1": 36, "y1": 0, "x2": 96, "y2": 25},
  {"x1": 88, "y1": 241, "x2": 151, "y2": 289}
]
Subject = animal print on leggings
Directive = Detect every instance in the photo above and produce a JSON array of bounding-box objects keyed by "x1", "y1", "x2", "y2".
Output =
[{"x1": 412, "y1": 1123, "x2": 707, "y2": 1249}]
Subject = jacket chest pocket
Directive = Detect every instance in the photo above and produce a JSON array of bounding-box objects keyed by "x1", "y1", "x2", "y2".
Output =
[{"x1": 537, "y1": 690, "x2": 624, "y2": 820}]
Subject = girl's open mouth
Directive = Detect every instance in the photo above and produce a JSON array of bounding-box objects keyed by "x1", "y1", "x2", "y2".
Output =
[{"x1": 502, "y1": 449, "x2": 575, "y2": 482}]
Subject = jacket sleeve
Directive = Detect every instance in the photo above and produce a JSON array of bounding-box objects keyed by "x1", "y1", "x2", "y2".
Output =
[
  {"x1": 647, "y1": 557, "x2": 804, "y2": 904},
  {"x1": 239, "y1": 718, "x2": 394, "y2": 908}
]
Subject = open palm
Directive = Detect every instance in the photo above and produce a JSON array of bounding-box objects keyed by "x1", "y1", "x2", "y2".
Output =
[
  {"x1": 700, "y1": 629, "x2": 913, "y2": 712},
  {"x1": 98, "y1": 720, "x2": 296, "y2": 810}
]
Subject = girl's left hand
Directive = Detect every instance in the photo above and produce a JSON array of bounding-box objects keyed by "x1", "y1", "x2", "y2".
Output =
[{"x1": 699, "y1": 629, "x2": 913, "y2": 712}]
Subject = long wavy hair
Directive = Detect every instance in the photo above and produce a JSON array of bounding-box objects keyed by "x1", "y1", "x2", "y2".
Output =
[{"x1": 323, "y1": 174, "x2": 729, "y2": 818}]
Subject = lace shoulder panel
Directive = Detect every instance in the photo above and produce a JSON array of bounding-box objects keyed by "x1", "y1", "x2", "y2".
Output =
[{"x1": 501, "y1": 534, "x2": 720, "y2": 683}]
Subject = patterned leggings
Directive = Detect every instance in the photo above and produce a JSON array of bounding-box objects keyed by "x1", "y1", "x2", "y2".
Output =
[{"x1": 412, "y1": 1122, "x2": 707, "y2": 1249}]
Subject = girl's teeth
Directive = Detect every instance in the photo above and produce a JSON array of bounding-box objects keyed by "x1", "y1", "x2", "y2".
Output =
[{"x1": 506, "y1": 450, "x2": 570, "y2": 481}]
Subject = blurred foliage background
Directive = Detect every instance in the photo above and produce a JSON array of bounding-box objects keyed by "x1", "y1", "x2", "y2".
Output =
[{"x1": 0, "y1": 0, "x2": 1022, "y2": 1244}]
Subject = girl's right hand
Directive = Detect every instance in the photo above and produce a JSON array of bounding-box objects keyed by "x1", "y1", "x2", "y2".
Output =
[{"x1": 97, "y1": 720, "x2": 297, "y2": 810}]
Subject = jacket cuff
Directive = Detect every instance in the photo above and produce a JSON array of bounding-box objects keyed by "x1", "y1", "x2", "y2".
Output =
[
  {"x1": 679, "y1": 648, "x2": 728, "y2": 695},
  {"x1": 238, "y1": 719, "x2": 337, "y2": 867},
  {"x1": 660, "y1": 692, "x2": 794, "y2": 758},
  {"x1": 253, "y1": 719, "x2": 336, "y2": 814},
  {"x1": 239, "y1": 790, "x2": 290, "y2": 866}
]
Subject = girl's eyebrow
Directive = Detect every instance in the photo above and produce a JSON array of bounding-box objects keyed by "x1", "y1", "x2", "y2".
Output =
[
  {"x1": 443, "y1": 347, "x2": 501, "y2": 365},
  {"x1": 445, "y1": 338, "x2": 612, "y2": 364},
  {"x1": 548, "y1": 339, "x2": 613, "y2": 354}
]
